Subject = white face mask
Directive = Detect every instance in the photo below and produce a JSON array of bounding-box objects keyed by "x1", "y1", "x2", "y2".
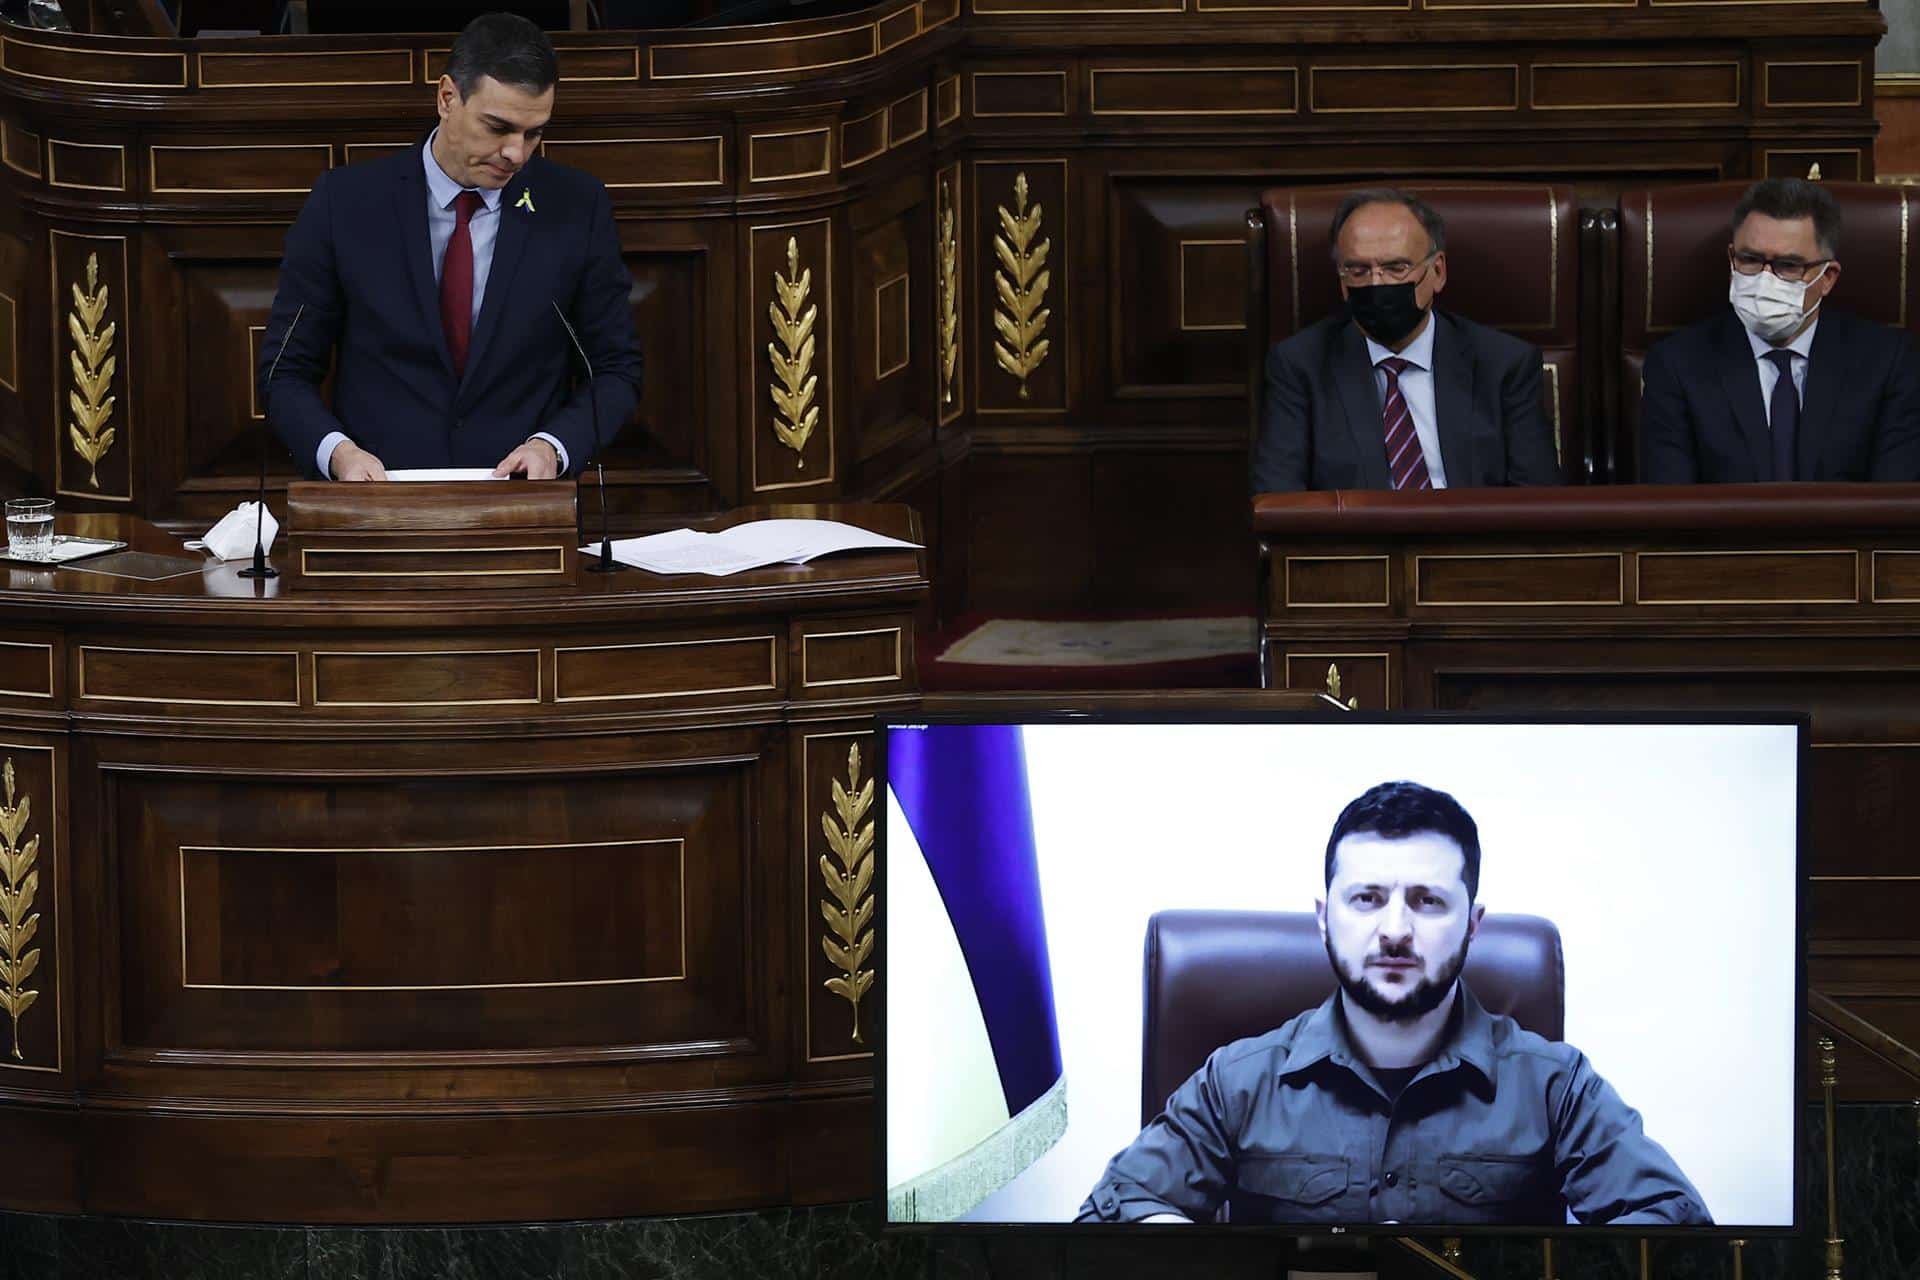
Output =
[
  {"x1": 184, "y1": 500, "x2": 278, "y2": 561},
  {"x1": 1729, "y1": 264, "x2": 1828, "y2": 344}
]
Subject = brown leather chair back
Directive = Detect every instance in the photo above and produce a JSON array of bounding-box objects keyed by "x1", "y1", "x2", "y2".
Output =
[
  {"x1": 1141, "y1": 909, "x2": 1564, "y2": 1124},
  {"x1": 1617, "y1": 181, "x2": 1920, "y2": 481},
  {"x1": 1249, "y1": 184, "x2": 1585, "y2": 482}
]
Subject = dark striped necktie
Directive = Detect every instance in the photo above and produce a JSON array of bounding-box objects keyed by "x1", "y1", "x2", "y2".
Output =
[{"x1": 1379, "y1": 356, "x2": 1431, "y2": 491}]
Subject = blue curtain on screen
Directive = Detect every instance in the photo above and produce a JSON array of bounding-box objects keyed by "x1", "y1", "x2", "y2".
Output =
[{"x1": 886, "y1": 723, "x2": 1066, "y2": 1221}]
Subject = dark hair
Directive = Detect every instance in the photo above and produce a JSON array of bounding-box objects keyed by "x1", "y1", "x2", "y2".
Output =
[
  {"x1": 1324, "y1": 780, "x2": 1480, "y2": 902},
  {"x1": 1732, "y1": 178, "x2": 1841, "y2": 258},
  {"x1": 445, "y1": 12, "x2": 558, "y2": 100},
  {"x1": 1329, "y1": 189, "x2": 1447, "y2": 262}
]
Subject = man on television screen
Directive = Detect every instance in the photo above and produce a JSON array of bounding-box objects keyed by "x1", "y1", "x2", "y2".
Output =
[{"x1": 1077, "y1": 781, "x2": 1711, "y2": 1226}]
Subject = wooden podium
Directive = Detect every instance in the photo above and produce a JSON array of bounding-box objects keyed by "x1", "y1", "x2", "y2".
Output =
[
  {"x1": 0, "y1": 504, "x2": 924, "y2": 1223},
  {"x1": 282, "y1": 479, "x2": 580, "y2": 590},
  {"x1": 1255, "y1": 482, "x2": 1920, "y2": 1099}
]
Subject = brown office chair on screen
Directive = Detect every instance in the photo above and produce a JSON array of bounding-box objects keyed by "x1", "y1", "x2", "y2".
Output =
[
  {"x1": 1245, "y1": 184, "x2": 1589, "y2": 483},
  {"x1": 1616, "y1": 180, "x2": 1920, "y2": 482},
  {"x1": 1140, "y1": 909, "x2": 1564, "y2": 1125}
]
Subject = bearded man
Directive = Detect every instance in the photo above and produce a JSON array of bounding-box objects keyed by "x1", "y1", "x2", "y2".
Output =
[{"x1": 1076, "y1": 780, "x2": 1710, "y2": 1226}]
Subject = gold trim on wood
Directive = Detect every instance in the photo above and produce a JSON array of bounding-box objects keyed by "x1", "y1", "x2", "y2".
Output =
[
  {"x1": 877, "y1": 4, "x2": 920, "y2": 53},
  {"x1": 971, "y1": 70, "x2": 1070, "y2": 118},
  {"x1": 751, "y1": 218, "x2": 835, "y2": 490},
  {"x1": 647, "y1": 25, "x2": 880, "y2": 81},
  {"x1": 874, "y1": 273, "x2": 911, "y2": 381},
  {"x1": 540, "y1": 135, "x2": 726, "y2": 189},
  {"x1": 148, "y1": 143, "x2": 332, "y2": 195},
  {"x1": 308, "y1": 648, "x2": 542, "y2": 708},
  {"x1": 977, "y1": 0, "x2": 1180, "y2": 10},
  {"x1": 297, "y1": 545, "x2": 566, "y2": 577},
  {"x1": 47, "y1": 139, "x2": 124, "y2": 191},
  {"x1": 937, "y1": 168, "x2": 961, "y2": 414},
  {"x1": 0, "y1": 758, "x2": 41, "y2": 1061},
  {"x1": 179, "y1": 839, "x2": 687, "y2": 990},
  {"x1": 0, "y1": 643, "x2": 52, "y2": 699},
  {"x1": 1865, "y1": 550, "x2": 1920, "y2": 603},
  {"x1": 1763, "y1": 60, "x2": 1863, "y2": 109},
  {"x1": 842, "y1": 107, "x2": 887, "y2": 169},
  {"x1": 769, "y1": 236, "x2": 823, "y2": 464},
  {"x1": 890, "y1": 87, "x2": 928, "y2": 148},
  {"x1": 342, "y1": 140, "x2": 414, "y2": 165},
  {"x1": 1308, "y1": 65, "x2": 1520, "y2": 114},
  {"x1": 1634, "y1": 549, "x2": 1860, "y2": 605},
  {"x1": 1282, "y1": 554, "x2": 1391, "y2": 608},
  {"x1": 802, "y1": 627, "x2": 904, "y2": 688},
  {"x1": 1089, "y1": 65, "x2": 1299, "y2": 116},
  {"x1": 0, "y1": 743, "x2": 52, "y2": 1075},
  {"x1": 1282, "y1": 652, "x2": 1392, "y2": 709},
  {"x1": 196, "y1": 48, "x2": 413, "y2": 88},
  {"x1": 64, "y1": 253, "x2": 117, "y2": 489},
  {"x1": 247, "y1": 325, "x2": 265, "y2": 419},
  {"x1": 552, "y1": 635, "x2": 780, "y2": 703},
  {"x1": 803, "y1": 730, "x2": 874, "y2": 1063},
  {"x1": 556, "y1": 45, "x2": 642, "y2": 82},
  {"x1": 0, "y1": 122, "x2": 40, "y2": 179},
  {"x1": 52, "y1": 232, "x2": 131, "y2": 502},
  {"x1": 1544, "y1": 361, "x2": 1562, "y2": 465},
  {"x1": 819, "y1": 741, "x2": 876, "y2": 1045},
  {"x1": 0, "y1": 289, "x2": 15, "y2": 392},
  {"x1": 76, "y1": 645, "x2": 299, "y2": 707},
  {"x1": 748, "y1": 127, "x2": 832, "y2": 183},
  {"x1": 936, "y1": 74, "x2": 962, "y2": 126},
  {"x1": 1529, "y1": 60, "x2": 1742, "y2": 111},
  {"x1": 1763, "y1": 148, "x2": 1862, "y2": 181},
  {"x1": 1194, "y1": 0, "x2": 1410, "y2": 10},
  {"x1": 1179, "y1": 239, "x2": 1245, "y2": 332},
  {"x1": 1901, "y1": 191, "x2": 1910, "y2": 331},
  {"x1": 1288, "y1": 192, "x2": 1300, "y2": 333},
  {"x1": 0, "y1": 36, "x2": 187, "y2": 88},
  {"x1": 993, "y1": 171, "x2": 1053, "y2": 399},
  {"x1": 1413, "y1": 551, "x2": 1626, "y2": 607}
]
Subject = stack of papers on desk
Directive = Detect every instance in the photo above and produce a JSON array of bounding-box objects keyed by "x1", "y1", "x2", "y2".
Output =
[{"x1": 585, "y1": 518, "x2": 922, "y2": 577}]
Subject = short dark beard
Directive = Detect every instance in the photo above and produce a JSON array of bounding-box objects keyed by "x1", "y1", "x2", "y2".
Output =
[{"x1": 1327, "y1": 929, "x2": 1471, "y2": 1023}]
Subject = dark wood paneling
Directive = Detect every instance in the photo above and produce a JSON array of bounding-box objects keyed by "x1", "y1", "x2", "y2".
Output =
[
  {"x1": 1416, "y1": 552, "x2": 1623, "y2": 606},
  {"x1": 1531, "y1": 60, "x2": 1742, "y2": 112},
  {"x1": 1280, "y1": 650, "x2": 1391, "y2": 709},
  {"x1": 1109, "y1": 180, "x2": 1260, "y2": 396},
  {"x1": 79, "y1": 645, "x2": 298, "y2": 707},
  {"x1": 1, "y1": 39, "x2": 186, "y2": 88},
  {"x1": 1091, "y1": 66, "x2": 1297, "y2": 116},
  {"x1": 971, "y1": 70, "x2": 1069, "y2": 117},
  {"x1": 1763, "y1": 60, "x2": 1864, "y2": 110},
  {"x1": 554, "y1": 633, "x2": 779, "y2": 702},
  {"x1": 651, "y1": 27, "x2": 875, "y2": 81},
  {"x1": 548, "y1": 136, "x2": 729, "y2": 190},
  {"x1": 197, "y1": 49, "x2": 413, "y2": 88},
  {"x1": 1636, "y1": 549, "x2": 1857, "y2": 604},
  {"x1": 1283, "y1": 555, "x2": 1390, "y2": 608},
  {"x1": 1309, "y1": 64, "x2": 1520, "y2": 114},
  {"x1": 310, "y1": 648, "x2": 542, "y2": 706},
  {"x1": 798, "y1": 621, "x2": 906, "y2": 694},
  {"x1": 0, "y1": 639, "x2": 53, "y2": 698},
  {"x1": 47, "y1": 139, "x2": 124, "y2": 191},
  {"x1": 748, "y1": 127, "x2": 832, "y2": 184},
  {"x1": 1763, "y1": 147, "x2": 1863, "y2": 181}
]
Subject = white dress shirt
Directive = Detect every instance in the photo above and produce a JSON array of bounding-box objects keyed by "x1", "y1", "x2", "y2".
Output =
[
  {"x1": 317, "y1": 130, "x2": 568, "y2": 477},
  {"x1": 1746, "y1": 313, "x2": 1817, "y2": 414},
  {"x1": 1363, "y1": 314, "x2": 1447, "y2": 489}
]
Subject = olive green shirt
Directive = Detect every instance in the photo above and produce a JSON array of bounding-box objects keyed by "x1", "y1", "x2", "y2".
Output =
[{"x1": 1077, "y1": 983, "x2": 1710, "y2": 1226}]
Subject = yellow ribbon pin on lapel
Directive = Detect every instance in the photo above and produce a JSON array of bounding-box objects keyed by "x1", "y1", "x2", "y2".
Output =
[{"x1": 515, "y1": 189, "x2": 535, "y2": 213}]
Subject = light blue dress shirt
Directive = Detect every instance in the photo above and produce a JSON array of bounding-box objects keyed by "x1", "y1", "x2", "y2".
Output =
[
  {"x1": 1745, "y1": 312, "x2": 1817, "y2": 411},
  {"x1": 316, "y1": 130, "x2": 568, "y2": 477},
  {"x1": 1363, "y1": 314, "x2": 1446, "y2": 488}
]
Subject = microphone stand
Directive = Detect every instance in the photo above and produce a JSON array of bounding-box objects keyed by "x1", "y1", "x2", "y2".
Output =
[
  {"x1": 552, "y1": 300, "x2": 621, "y2": 574},
  {"x1": 240, "y1": 303, "x2": 304, "y2": 580}
]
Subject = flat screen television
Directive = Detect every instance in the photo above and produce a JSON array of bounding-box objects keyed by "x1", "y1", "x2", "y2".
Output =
[{"x1": 877, "y1": 711, "x2": 1804, "y2": 1237}]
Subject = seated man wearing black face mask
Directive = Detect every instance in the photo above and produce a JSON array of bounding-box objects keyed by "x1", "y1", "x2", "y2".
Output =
[
  {"x1": 1251, "y1": 189, "x2": 1561, "y2": 493},
  {"x1": 1640, "y1": 178, "x2": 1920, "y2": 484}
]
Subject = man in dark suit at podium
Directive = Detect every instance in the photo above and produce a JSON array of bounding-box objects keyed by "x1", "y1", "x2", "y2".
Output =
[
  {"x1": 258, "y1": 12, "x2": 642, "y2": 481},
  {"x1": 1251, "y1": 190, "x2": 1560, "y2": 494},
  {"x1": 1640, "y1": 178, "x2": 1920, "y2": 484}
]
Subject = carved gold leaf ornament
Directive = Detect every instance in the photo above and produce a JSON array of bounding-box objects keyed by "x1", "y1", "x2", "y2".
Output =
[
  {"x1": 768, "y1": 236, "x2": 821, "y2": 465},
  {"x1": 938, "y1": 186, "x2": 959, "y2": 406},
  {"x1": 992, "y1": 171, "x2": 1052, "y2": 399},
  {"x1": 66, "y1": 253, "x2": 117, "y2": 488},
  {"x1": 0, "y1": 758, "x2": 42, "y2": 1061},
  {"x1": 819, "y1": 742, "x2": 876, "y2": 1044}
]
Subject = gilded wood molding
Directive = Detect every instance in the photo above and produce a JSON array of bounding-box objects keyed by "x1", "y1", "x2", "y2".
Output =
[
  {"x1": 938, "y1": 173, "x2": 960, "y2": 408},
  {"x1": 0, "y1": 757, "x2": 41, "y2": 1061},
  {"x1": 768, "y1": 236, "x2": 821, "y2": 464},
  {"x1": 992, "y1": 171, "x2": 1052, "y2": 398},
  {"x1": 65, "y1": 252, "x2": 116, "y2": 489},
  {"x1": 819, "y1": 741, "x2": 875, "y2": 1044}
]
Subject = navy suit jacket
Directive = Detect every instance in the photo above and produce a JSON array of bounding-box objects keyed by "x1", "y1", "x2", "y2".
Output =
[
  {"x1": 258, "y1": 140, "x2": 641, "y2": 476},
  {"x1": 1639, "y1": 305, "x2": 1920, "y2": 484},
  {"x1": 1251, "y1": 309, "x2": 1560, "y2": 493}
]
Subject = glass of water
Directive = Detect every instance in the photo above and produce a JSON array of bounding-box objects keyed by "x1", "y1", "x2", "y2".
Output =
[{"x1": 5, "y1": 498, "x2": 53, "y2": 560}]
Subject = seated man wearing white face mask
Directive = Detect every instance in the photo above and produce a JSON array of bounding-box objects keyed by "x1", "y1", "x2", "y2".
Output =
[{"x1": 1640, "y1": 178, "x2": 1920, "y2": 483}]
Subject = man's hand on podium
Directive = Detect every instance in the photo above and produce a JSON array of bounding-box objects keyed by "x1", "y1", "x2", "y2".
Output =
[
  {"x1": 330, "y1": 441, "x2": 388, "y2": 482},
  {"x1": 494, "y1": 438, "x2": 560, "y2": 480}
]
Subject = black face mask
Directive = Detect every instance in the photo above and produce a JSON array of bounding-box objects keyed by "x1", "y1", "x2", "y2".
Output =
[{"x1": 1346, "y1": 281, "x2": 1428, "y2": 347}]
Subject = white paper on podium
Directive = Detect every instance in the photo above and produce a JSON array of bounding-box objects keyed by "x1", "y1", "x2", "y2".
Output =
[
  {"x1": 585, "y1": 518, "x2": 921, "y2": 577},
  {"x1": 385, "y1": 468, "x2": 504, "y2": 482}
]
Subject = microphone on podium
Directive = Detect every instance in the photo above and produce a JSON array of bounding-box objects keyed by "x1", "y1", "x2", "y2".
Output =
[
  {"x1": 241, "y1": 303, "x2": 304, "y2": 581},
  {"x1": 551, "y1": 300, "x2": 621, "y2": 575}
]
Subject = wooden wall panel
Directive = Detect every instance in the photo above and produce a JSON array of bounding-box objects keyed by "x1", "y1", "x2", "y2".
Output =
[
  {"x1": 748, "y1": 218, "x2": 835, "y2": 494},
  {"x1": 49, "y1": 230, "x2": 132, "y2": 504},
  {"x1": 179, "y1": 260, "x2": 285, "y2": 477},
  {"x1": 1109, "y1": 180, "x2": 1261, "y2": 397}
]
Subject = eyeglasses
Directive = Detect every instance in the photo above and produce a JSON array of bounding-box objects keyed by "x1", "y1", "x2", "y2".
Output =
[
  {"x1": 1729, "y1": 249, "x2": 1832, "y2": 283},
  {"x1": 1336, "y1": 253, "x2": 1436, "y2": 287}
]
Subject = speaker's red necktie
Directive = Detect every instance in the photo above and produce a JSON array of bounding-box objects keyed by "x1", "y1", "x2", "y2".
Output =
[
  {"x1": 440, "y1": 190, "x2": 484, "y2": 380},
  {"x1": 1378, "y1": 356, "x2": 1431, "y2": 490}
]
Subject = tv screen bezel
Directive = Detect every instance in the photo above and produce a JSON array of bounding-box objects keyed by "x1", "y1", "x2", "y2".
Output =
[{"x1": 872, "y1": 704, "x2": 1809, "y2": 1241}]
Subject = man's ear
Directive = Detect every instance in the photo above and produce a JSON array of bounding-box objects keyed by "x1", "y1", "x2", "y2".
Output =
[
  {"x1": 1315, "y1": 898, "x2": 1328, "y2": 940},
  {"x1": 437, "y1": 75, "x2": 458, "y2": 122},
  {"x1": 1466, "y1": 902, "x2": 1486, "y2": 941}
]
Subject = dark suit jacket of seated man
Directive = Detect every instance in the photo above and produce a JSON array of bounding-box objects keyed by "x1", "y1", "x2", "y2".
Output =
[
  {"x1": 257, "y1": 15, "x2": 641, "y2": 480},
  {"x1": 1639, "y1": 176, "x2": 1920, "y2": 484},
  {"x1": 1252, "y1": 306, "x2": 1562, "y2": 493}
]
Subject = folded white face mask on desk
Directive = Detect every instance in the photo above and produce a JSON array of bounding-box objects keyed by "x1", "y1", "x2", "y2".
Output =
[{"x1": 185, "y1": 501, "x2": 278, "y2": 561}]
